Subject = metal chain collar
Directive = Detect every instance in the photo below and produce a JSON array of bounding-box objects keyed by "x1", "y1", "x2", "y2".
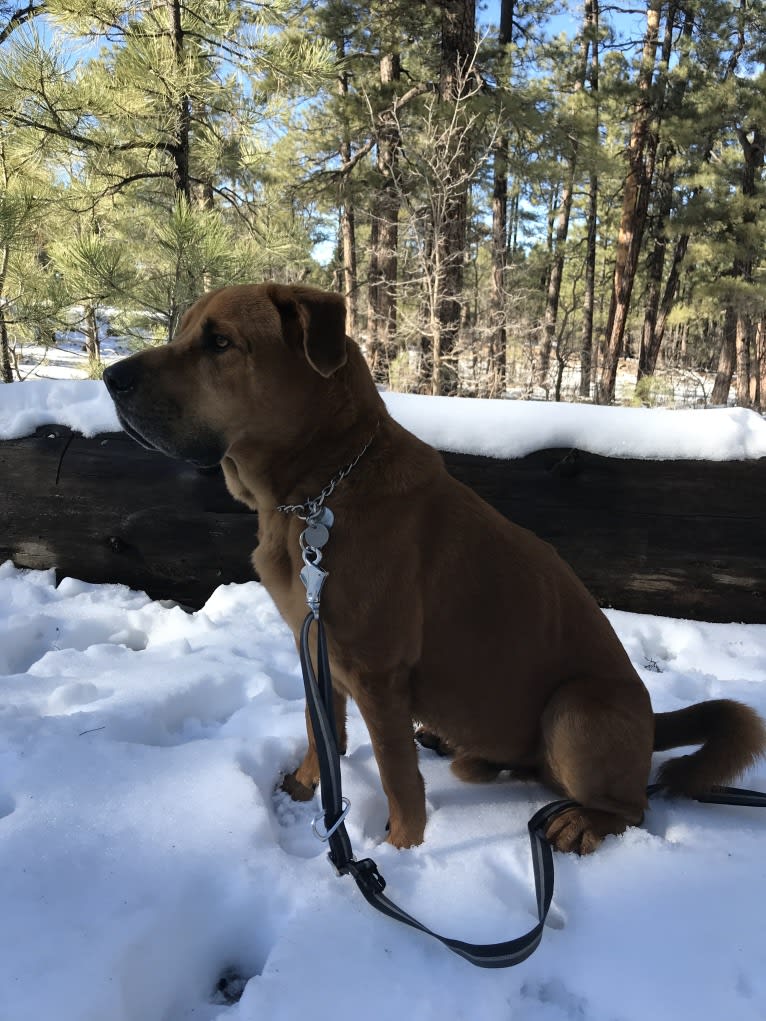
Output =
[{"x1": 276, "y1": 427, "x2": 378, "y2": 522}]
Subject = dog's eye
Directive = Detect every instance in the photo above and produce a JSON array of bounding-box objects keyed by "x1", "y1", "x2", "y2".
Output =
[{"x1": 209, "y1": 334, "x2": 231, "y2": 351}]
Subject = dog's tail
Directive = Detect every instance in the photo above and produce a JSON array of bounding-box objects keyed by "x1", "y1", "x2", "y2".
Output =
[{"x1": 653, "y1": 700, "x2": 766, "y2": 796}]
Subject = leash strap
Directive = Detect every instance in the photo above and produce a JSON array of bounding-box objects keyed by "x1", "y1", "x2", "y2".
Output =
[{"x1": 298, "y1": 613, "x2": 766, "y2": 968}]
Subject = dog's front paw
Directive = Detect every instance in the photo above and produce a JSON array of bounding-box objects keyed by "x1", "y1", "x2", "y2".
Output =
[
  {"x1": 386, "y1": 818, "x2": 425, "y2": 849},
  {"x1": 280, "y1": 771, "x2": 317, "y2": 802}
]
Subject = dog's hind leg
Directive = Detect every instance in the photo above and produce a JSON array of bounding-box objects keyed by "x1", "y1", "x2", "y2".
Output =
[
  {"x1": 415, "y1": 728, "x2": 504, "y2": 782},
  {"x1": 414, "y1": 726, "x2": 454, "y2": 756},
  {"x1": 450, "y1": 754, "x2": 504, "y2": 783},
  {"x1": 540, "y1": 677, "x2": 653, "y2": 854},
  {"x1": 281, "y1": 691, "x2": 348, "y2": 802}
]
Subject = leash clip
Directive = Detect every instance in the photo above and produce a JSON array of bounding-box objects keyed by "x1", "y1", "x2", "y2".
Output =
[
  {"x1": 312, "y1": 798, "x2": 351, "y2": 842},
  {"x1": 300, "y1": 554, "x2": 328, "y2": 619}
]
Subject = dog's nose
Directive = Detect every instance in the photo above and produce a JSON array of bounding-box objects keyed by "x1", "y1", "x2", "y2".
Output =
[{"x1": 103, "y1": 361, "x2": 138, "y2": 396}]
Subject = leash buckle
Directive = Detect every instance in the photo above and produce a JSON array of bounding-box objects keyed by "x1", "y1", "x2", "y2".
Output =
[
  {"x1": 312, "y1": 797, "x2": 351, "y2": 842},
  {"x1": 343, "y1": 857, "x2": 387, "y2": 895}
]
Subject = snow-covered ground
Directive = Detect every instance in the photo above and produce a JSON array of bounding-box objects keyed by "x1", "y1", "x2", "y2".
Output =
[
  {"x1": 12, "y1": 334, "x2": 131, "y2": 382},
  {"x1": 1, "y1": 379, "x2": 765, "y2": 1020},
  {"x1": 1, "y1": 566, "x2": 765, "y2": 1021},
  {"x1": 15, "y1": 332, "x2": 722, "y2": 409}
]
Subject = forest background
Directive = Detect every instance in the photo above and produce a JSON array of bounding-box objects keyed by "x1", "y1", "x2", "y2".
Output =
[{"x1": 0, "y1": 0, "x2": 763, "y2": 408}]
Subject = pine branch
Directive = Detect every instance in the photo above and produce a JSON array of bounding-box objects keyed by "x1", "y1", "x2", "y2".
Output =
[
  {"x1": 0, "y1": 2, "x2": 44, "y2": 46},
  {"x1": 5, "y1": 112, "x2": 169, "y2": 155}
]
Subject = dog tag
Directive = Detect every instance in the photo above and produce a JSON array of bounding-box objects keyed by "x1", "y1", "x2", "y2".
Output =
[
  {"x1": 303, "y1": 522, "x2": 330, "y2": 548},
  {"x1": 316, "y1": 506, "x2": 334, "y2": 528}
]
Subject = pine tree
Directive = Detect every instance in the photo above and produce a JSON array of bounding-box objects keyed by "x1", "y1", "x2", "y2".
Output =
[{"x1": 0, "y1": 0, "x2": 335, "y2": 361}]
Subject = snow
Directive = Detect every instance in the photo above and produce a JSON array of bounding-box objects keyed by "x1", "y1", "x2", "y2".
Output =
[
  {"x1": 0, "y1": 380, "x2": 120, "y2": 440},
  {"x1": 2, "y1": 378, "x2": 766, "y2": 460},
  {"x1": 385, "y1": 391, "x2": 766, "y2": 461},
  {"x1": 2, "y1": 375, "x2": 766, "y2": 1018},
  {"x1": 1, "y1": 563, "x2": 765, "y2": 1021}
]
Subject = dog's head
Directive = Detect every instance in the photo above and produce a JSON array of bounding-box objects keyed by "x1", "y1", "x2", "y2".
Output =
[{"x1": 103, "y1": 283, "x2": 349, "y2": 467}]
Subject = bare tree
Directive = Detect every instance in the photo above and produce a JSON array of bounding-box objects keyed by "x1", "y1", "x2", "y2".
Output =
[
  {"x1": 388, "y1": 63, "x2": 498, "y2": 395},
  {"x1": 432, "y1": 0, "x2": 476, "y2": 395}
]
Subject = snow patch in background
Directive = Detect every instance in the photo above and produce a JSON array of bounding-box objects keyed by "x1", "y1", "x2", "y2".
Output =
[
  {"x1": 0, "y1": 379, "x2": 120, "y2": 440},
  {"x1": 1, "y1": 378, "x2": 766, "y2": 459},
  {"x1": 383, "y1": 391, "x2": 766, "y2": 461}
]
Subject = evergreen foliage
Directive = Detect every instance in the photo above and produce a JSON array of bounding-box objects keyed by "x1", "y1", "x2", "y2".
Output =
[{"x1": 0, "y1": 0, "x2": 763, "y2": 406}]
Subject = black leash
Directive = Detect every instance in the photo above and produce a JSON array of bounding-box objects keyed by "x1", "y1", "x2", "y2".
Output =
[{"x1": 298, "y1": 611, "x2": 766, "y2": 969}]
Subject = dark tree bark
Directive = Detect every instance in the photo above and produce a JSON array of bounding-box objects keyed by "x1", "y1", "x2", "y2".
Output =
[
  {"x1": 579, "y1": 0, "x2": 599, "y2": 399},
  {"x1": 597, "y1": 0, "x2": 665, "y2": 404},
  {"x1": 84, "y1": 306, "x2": 100, "y2": 369},
  {"x1": 335, "y1": 31, "x2": 358, "y2": 336},
  {"x1": 637, "y1": 154, "x2": 672, "y2": 381},
  {"x1": 0, "y1": 2, "x2": 43, "y2": 45},
  {"x1": 167, "y1": 0, "x2": 192, "y2": 202},
  {"x1": 488, "y1": 0, "x2": 514, "y2": 397},
  {"x1": 432, "y1": 0, "x2": 476, "y2": 396},
  {"x1": 712, "y1": 309, "x2": 737, "y2": 406},
  {"x1": 0, "y1": 310, "x2": 12, "y2": 383},
  {"x1": 637, "y1": 5, "x2": 694, "y2": 382},
  {"x1": 735, "y1": 312, "x2": 751, "y2": 408},
  {"x1": 732, "y1": 126, "x2": 764, "y2": 407},
  {"x1": 753, "y1": 316, "x2": 766, "y2": 411},
  {"x1": 367, "y1": 52, "x2": 401, "y2": 383}
]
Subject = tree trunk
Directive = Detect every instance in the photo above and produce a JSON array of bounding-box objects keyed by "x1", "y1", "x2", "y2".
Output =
[
  {"x1": 597, "y1": 0, "x2": 663, "y2": 404},
  {"x1": 489, "y1": 141, "x2": 508, "y2": 396},
  {"x1": 579, "y1": 0, "x2": 599, "y2": 399},
  {"x1": 753, "y1": 316, "x2": 766, "y2": 411},
  {"x1": 726, "y1": 125, "x2": 765, "y2": 408},
  {"x1": 84, "y1": 305, "x2": 101, "y2": 370},
  {"x1": 336, "y1": 33, "x2": 358, "y2": 337},
  {"x1": 540, "y1": 7, "x2": 594, "y2": 388},
  {"x1": 638, "y1": 6, "x2": 694, "y2": 383},
  {"x1": 539, "y1": 167, "x2": 574, "y2": 388},
  {"x1": 340, "y1": 203, "x2": 357, "y2": 334},
  {"x1": 579, "y1": 174, "x2": 598, "y2": 399},
  {"x1": 735, "y1": 313, "x2": 751, "y2": 408},
  {"x1": 0, "y1": 244, "x2": 11, "y2": 383},
  {"x1": 0, "y1": 309, "x2": 11, "y2": 383},
  {"x1": 646, "y1": 230, "x2": 689, "y2": 374},
  {"x1": 637, "y1": 183, "x2": 669, "y2": 380},
  {"x1": 367, "y1": 52, "x2": 401, "y2": 384},
  {"x1": 433, "y1": 0, "x2": 476, "y2": 396},
  {"x1": 711, "y1": 309, "x2": 736, "y2": 406},
  {"x1": 167, "y1": 0, "x2": 192, "y2": 201},
  {"x1": 489, "y1": 0, "x2": 513, "y2": 397}
]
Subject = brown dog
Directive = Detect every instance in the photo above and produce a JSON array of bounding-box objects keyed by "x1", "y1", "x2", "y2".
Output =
[{"x1": 104, "y1": 282, "x2": 766, "y2": 853}]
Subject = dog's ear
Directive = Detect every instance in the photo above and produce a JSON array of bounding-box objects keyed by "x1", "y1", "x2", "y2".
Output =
[{"x1": 267, "y1": 283, "x2": 348, "y2": 377}]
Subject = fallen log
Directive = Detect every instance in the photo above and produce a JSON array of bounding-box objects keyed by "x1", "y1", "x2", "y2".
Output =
[{"x1": 1, "y1": 425, "x2": 764, "y2": 623}]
